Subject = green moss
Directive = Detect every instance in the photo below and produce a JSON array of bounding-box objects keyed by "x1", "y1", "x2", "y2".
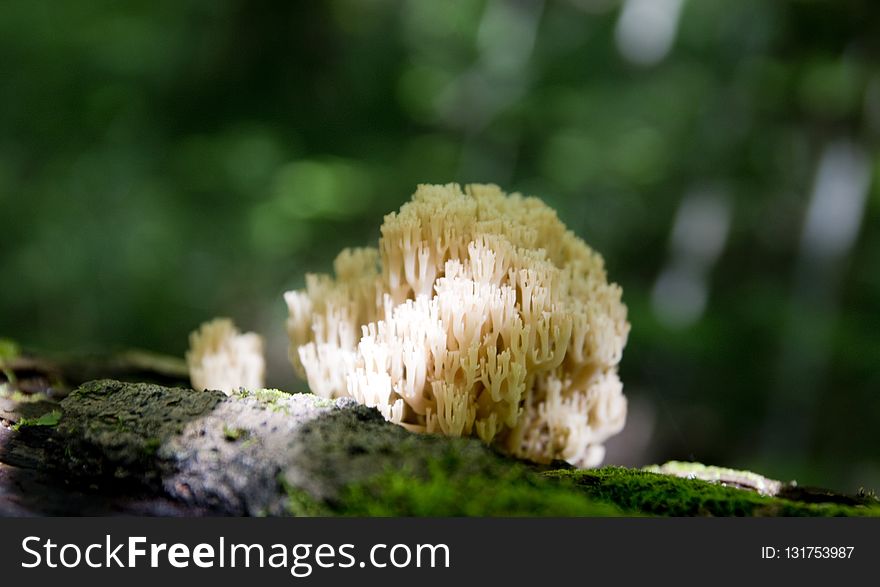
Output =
[
  {"x1": 223, "y1": 426, "x2": 247, "y2": 441},
  {"x1": 57, "y1": 380, "x2": 224, "y2": 481},
  {"x1": 545, "y1": 467, "x2": 880, "y2": 517},
  {"x1": 236, "y1": 388, "x2": 337, "y2": 414},
  {"x1": 310, "y1": 396, "x2": 337, "y2": 409},
  {"x1": 247, "y1": 388, "x2": 290, "y2": 402},
  {"x1": 237, "y1": 388, "x2": 297, "y2": 414},
  {"x1": 142, "y1": 437, "x2": 162, "y2": 455},
  {"x1": 337, "y1": 457, "x2": 621, "y2": 517},
  {"x1": 279, "y1": 477, "x2": 331, "y2": 516},
  {"x1": 12, "y1": 409, "x2": 62, "y2": 431}
]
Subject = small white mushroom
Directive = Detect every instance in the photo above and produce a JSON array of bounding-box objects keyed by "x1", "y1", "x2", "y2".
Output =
[{"x1": 186, "y1": 318, "x2": 265, "y2": 396}]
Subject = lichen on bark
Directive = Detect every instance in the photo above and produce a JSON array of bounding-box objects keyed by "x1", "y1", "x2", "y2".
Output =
[{"x1": 2, "y1": 379, "x2": 877, "y2": 517}]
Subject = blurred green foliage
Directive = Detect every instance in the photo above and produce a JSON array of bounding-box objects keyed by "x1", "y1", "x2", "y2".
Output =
[{"x1": 1, "y1": 0, "x2": 878, "y2": 489}]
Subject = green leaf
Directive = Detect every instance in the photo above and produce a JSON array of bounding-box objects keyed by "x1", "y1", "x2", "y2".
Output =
[{"x1": 12, "y1": 409, "x2": 62, "y2": 431}]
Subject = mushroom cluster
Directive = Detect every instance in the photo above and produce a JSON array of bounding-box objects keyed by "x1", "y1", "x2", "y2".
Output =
[
  {"x1": 186, "y1": 318, "x2": 266, "y2": 396},
  {"x1": 285, "y1": 184, "x2": 629, "y2": 467}
]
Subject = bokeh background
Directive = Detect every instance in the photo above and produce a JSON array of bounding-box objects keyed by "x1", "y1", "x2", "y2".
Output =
[{"x1": 1, "y1": 0, "x2": 878, "y2": 491}]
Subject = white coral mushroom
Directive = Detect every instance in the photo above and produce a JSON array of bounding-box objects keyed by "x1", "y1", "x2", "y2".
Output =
[
  {"x1": 285, "y1": 184, "x2": 629, "y2": 467},
  {"x1": 186, "y1": 318, "x2": 266, "y2": 396}
]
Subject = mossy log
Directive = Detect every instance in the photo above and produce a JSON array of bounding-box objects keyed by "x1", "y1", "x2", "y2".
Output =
[{"x1": 0, "y1": 380, "x2": 877, "y2": 517}]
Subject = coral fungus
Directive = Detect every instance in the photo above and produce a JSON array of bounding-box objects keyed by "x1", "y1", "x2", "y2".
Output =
[
  {"x1": 285, "y1": 184, "x2": 629, "y2": 467},
  {"x1": 187, "y1": 318, "x2": 266, "y2": 395}
]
